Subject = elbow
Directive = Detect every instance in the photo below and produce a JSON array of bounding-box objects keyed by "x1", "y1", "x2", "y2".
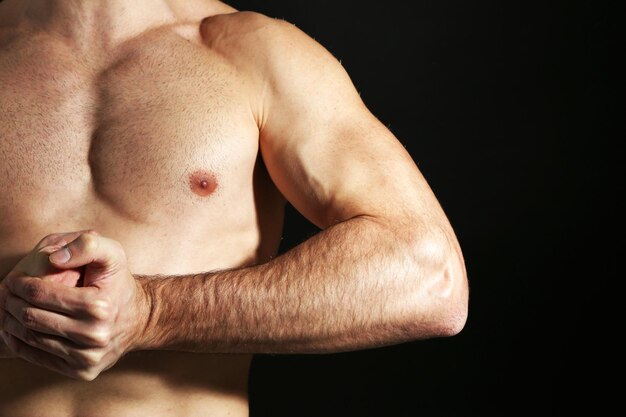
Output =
[
  {"x1": 433, "y1": 289, "x2": 468, "y2": 337},
  {"x1": 404, "y1": 228, "x2": 469, "y2": 339},
  {"x1": 433, "y1": 256, "x2": 469, "y2": 337},
  {"x1": 425, "y1": 282, "x2": 468, "y2": 339}
]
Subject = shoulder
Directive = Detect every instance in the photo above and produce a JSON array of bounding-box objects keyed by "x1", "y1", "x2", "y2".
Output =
[
  {"x1": 200, "y1": 11, "x2": 306, "y2": 51},
  {"x1": 199, "y1": 11, "x2": 343, "y2": 82},
  {"x1": 198, "y1": 11, "x2": 358, "y2": 118}
]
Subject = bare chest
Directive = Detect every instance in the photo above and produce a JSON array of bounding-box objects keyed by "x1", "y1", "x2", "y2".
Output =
[{"x1": 0, "y1": 29, "x2": 259, "y2": 226}]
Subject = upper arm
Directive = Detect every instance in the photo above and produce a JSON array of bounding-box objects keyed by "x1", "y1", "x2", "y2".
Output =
[
  {"x1": 258, "y1": 19, "x2": 448, "y2": 231},
  {"x1": 205, "y1": 13, "x2": 449, "y2": 231}
]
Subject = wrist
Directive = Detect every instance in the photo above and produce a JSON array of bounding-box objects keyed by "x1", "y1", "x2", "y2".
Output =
[{"x1": 129, "y1": 275, "x2": 155, "y2": 351}]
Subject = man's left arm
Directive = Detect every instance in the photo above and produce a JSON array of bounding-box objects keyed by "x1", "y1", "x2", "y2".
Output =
[
  {"x1": 0, "y1": 18, "x2": 468, "y2": 379},
  {"x1": 135, "y1": 25, "x2": 470, "y2": 352}
]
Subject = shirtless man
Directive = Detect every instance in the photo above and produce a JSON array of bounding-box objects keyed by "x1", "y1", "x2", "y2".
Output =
[{"x1": 0, "y1": 1, "x2": 468, "y2": 416}]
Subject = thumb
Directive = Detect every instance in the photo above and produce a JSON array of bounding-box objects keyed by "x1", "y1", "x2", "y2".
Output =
[{"x1": 48, "y1": 231, "x2": 125, "y2": 286}]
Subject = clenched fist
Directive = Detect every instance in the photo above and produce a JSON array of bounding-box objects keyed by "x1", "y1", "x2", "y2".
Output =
[{"x1": 0, "y1": 230, "x2": 149, "y2": 380}]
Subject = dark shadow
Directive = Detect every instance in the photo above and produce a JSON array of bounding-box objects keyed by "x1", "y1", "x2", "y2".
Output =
[{"x1": 251, "y1": 152, "x2": 286, "y2": 264}]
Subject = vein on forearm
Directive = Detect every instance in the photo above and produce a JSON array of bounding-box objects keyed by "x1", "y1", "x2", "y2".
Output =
[{"x1": 137, "y1": 216, "x2": 429, "y2": 354}]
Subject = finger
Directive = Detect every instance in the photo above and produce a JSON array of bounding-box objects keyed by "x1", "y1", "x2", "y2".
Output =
[
  {"x1": 19, "y1": 246, "x2": 84, "y2": 284},
  {"x1": 2, "y1": 332, "x2": 100, "y2": 381},
  {"x1": 1, "y1": 311, "x2": 75, "y2": 358},
  {"x1": 48, "y1": 232, "x2": 125, "y2": 287},
  {"x1": 2, "y1": 332, "x2": 77, "y2": 378},
  {"x1": 0, "y1": 285, "x2": 8, "y2": 308},
  {"x1": 3, "y1": 232, "x2": 90, "y2": 282},
  {"x1": 33, "y1": 230, "x2": 97, "y2": 251},
  {"x1": 2, "y1": 289, "x2": 115, "y2": 347},
  {"x1": 4, "y1": 275, "x2": 98, "y2": 315},
  {"x1": 0, "y1": 330, "x2": 14, "y2": 358},
  {"x1": 2, "y1": 294, "x2": 83, "y2": 339},
  {"x1": 20, "y1": 248, "x2": 55, "y2": 278},
  {"x1": 2, "y1": 313, "x2": 107, "y2": 371}
]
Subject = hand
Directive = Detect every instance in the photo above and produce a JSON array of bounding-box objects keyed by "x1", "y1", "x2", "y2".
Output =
[
  {"x1": 1, "y1": 232, "x2": 84, "y2": 358},
  {"x1": 0, "y1": 230, "x2": 148, "y2": 380}
]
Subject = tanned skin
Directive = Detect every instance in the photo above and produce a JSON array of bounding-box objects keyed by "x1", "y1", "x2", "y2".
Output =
[{"x1": 0, "y1": 1, "x2": 468, "y2": 416}]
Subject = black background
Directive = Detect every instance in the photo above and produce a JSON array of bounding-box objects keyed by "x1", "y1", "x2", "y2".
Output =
[{"x1": 226, "y1": 1, "x2": 618, "y2": 416}]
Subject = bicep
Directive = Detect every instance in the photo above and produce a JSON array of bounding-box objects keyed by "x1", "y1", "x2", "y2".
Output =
[{"x1": 258, "y1": 22, "x2": 443, "y2": 229}]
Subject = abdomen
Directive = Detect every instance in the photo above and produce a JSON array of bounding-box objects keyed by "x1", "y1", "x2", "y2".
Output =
[{"x1": 0, "y1": 352, "x2": 252, "y2": 417}]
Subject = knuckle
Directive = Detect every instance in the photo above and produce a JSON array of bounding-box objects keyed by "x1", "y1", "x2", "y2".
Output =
[
  {"x1": 23, "y1": 282, "x2": 44, "y2": 303},
  {"x1": 86, "y1": 298, "x2": 114, "y2": 321},
  {"x1": 76, "y1": 369, "x2": 98, "y2": 382},
  {"x1": 80, "y1": 233, "x2": 99, "y2": 253},
  {"x1": 80, "y1": 350, "x2": 103, "y2": 368},
  {"x1": 20, "y1": 307, "x2": 38, "y2": 327},
  {"x1": 87, "y1": 326, "x2": 111, "y2": 348}
]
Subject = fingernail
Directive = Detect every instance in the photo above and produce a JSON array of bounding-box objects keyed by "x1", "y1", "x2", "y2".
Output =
[{"x1": 49, "y1": 247, "x2": 71, "y2": 264}]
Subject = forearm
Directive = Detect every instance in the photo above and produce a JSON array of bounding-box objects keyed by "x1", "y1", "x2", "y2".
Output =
[{"x1": 136, "y1": 216, "x2": 463, "y2": 354}]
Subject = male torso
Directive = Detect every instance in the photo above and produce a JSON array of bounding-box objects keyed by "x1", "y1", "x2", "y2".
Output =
[{"x1": 0, "y1": 1, "x2": 284, "y2": 415}]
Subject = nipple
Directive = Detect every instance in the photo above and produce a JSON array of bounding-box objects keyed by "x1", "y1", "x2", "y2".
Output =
[{"x1": 188, "y1": 170, "x2": 217, "y2": 197}]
